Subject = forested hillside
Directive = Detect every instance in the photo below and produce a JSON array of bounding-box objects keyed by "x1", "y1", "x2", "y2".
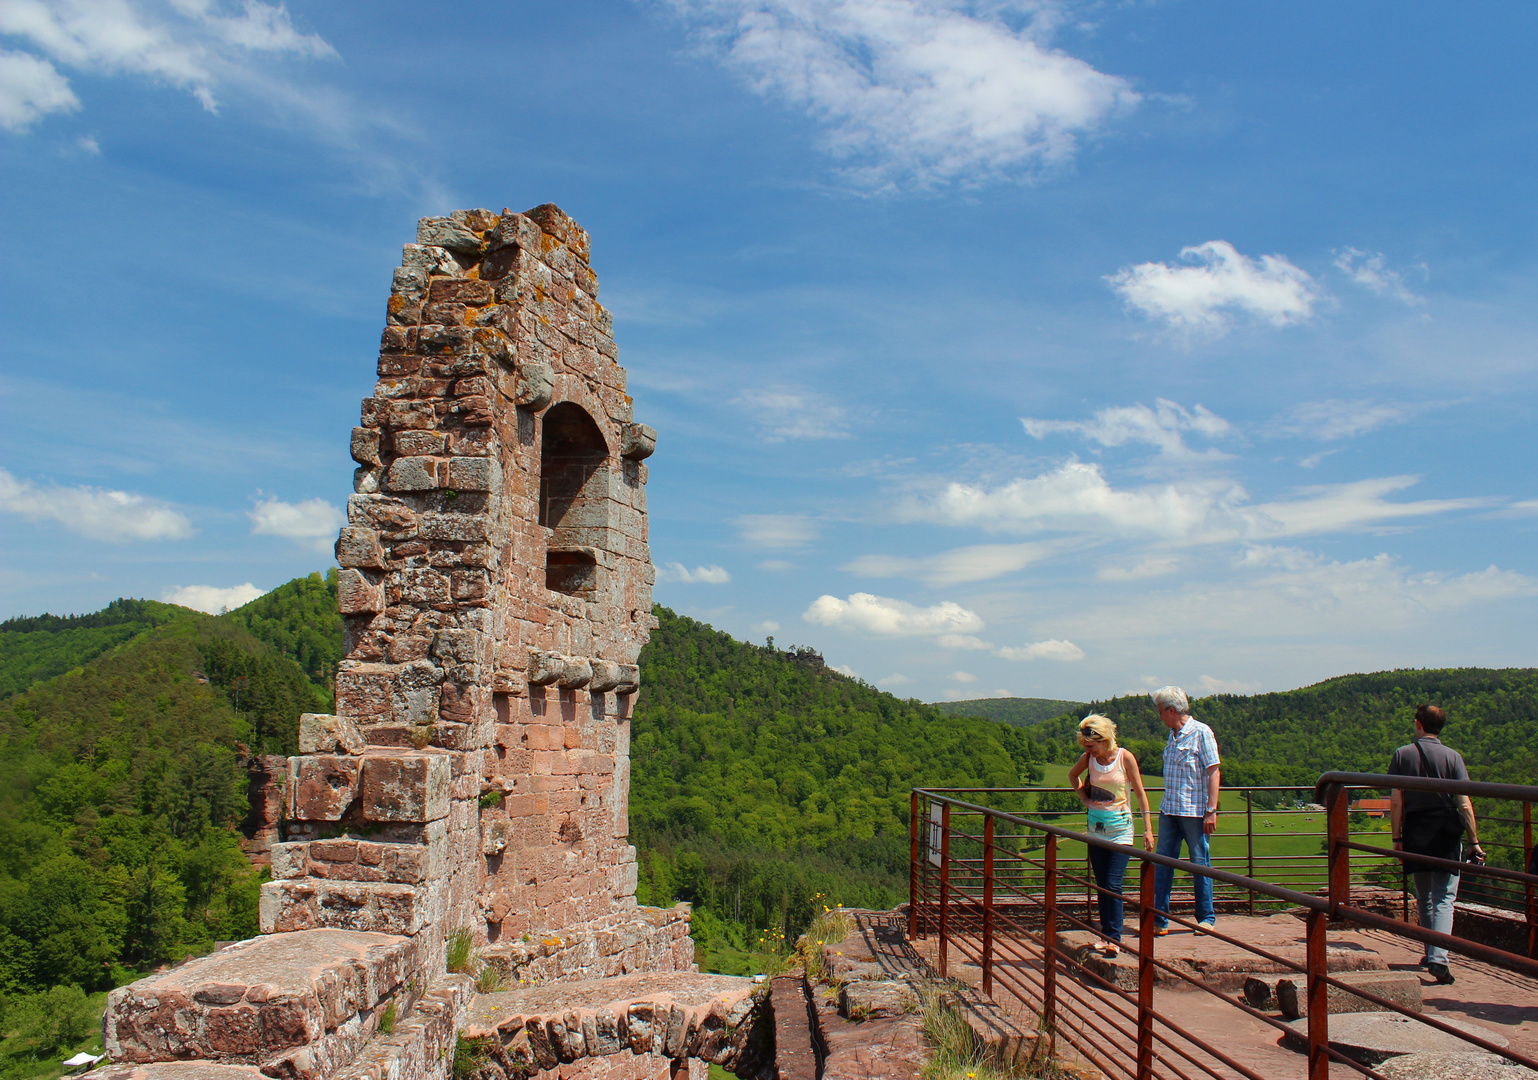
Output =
[
  {"x1": 631, "y1": 607, "x2": 1044, "y2": 951},
  {"x1": 1024, "y1": 668, "x2": 1538, "y2": 792},
  {"x1": 933, "y1": 696, "x2": 1086, "y2": 727},
  {"x1": 0, "y1": 600, "x2": 183, "y2": 699}
]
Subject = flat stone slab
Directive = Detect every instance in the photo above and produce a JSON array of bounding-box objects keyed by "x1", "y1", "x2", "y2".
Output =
[
  {"x1": 1283, "y1": 1012, "x2": 1510, "y2": 1065},
  {"x1": 461, "y1": 971, "x2": 762, "y2": 1068},
  {"x1": 1276, "y1": 970, "x2": 1423, "y2": 1019},
  {"x1": 105, "y1": 929, "x2": 423, "y2": 1074},
  {"x1": 1377, "y1": 1051, "x2": 1535, "y2": 1079},
  {"x1": 839, "y1": 980, "x2": 918, "y2": 1020},
  {"x1": 82, "y1": 1066, "x2": 271, "y2": 1080},
  {"x1": 1061, "y1": 927, "x2": 1386, "y2": 993}
]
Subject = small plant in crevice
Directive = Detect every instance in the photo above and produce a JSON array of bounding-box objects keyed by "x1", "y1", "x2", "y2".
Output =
[
  {"x1": 377, "y1": 999, "x2": 398, "y2": 1035},
  {"x1": 479, "y1": 790, "x2": 504, "y2": 809},
  {"x1": 446, "y1": 928, "x2": 476, "y2": 974},
  {"x1": 475, "y1": 965, "x2": 506, "y2": 993},
  {"x1": 452, "y1": 1035, "x2": 495, "y2": 1080}
]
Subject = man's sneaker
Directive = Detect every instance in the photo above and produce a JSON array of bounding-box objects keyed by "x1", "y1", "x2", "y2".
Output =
[
  {"x1": 1426, "y1": 962, "x2": 1455, "y2": 985},
  {"x1": 1197, "y1": 919, "x2": 1216, "y2": 934},
  {"x1": 1153, "y1": 926, "x2": 1170, "y2": 936}
]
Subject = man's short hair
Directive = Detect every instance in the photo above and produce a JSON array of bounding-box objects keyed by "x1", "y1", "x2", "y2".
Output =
[
  {"x1": 1415, "y1": 704, "x2": 1447, "y2": 735},
  {"x1": 1151, "y1": 686, "x2": 1189, "y2": 714}
]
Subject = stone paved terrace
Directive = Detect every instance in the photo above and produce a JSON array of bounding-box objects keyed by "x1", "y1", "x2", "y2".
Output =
[{"x1": 915, "y1": 912, "x2": 1538, "y2": 1078}]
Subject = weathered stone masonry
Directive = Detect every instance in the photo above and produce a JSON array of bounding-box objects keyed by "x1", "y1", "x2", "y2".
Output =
[{"x1": 91, "y1": 207, "x2": 753, "y2": 1080}]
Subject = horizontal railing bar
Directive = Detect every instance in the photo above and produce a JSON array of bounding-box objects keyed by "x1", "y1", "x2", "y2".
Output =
[{"x1": 1316, "y1": 772, "x2": 1538, "y2": 802}]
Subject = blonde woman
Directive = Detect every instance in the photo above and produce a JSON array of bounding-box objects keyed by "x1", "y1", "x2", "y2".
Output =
[{"x1": 1067, "y1": 714, "x2": 1155, "y2": 957}]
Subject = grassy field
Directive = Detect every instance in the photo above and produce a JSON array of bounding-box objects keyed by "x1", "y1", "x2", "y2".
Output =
[{"x1": 941, "y1": 762, "x2": 1397, "y2": 896}]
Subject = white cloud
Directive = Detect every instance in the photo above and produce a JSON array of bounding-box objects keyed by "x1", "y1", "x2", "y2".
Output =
[
  {"x1": 757, "y1": 558, "x2": 796, "y2": 571},
  {"x1": 657, "y1": 561, "x2": 733, "y2": 584},
  {"x1": 1271, "y1": 399, "x2": 1412, "y2": 442},
  {"x1": 996, "y1": 638, "x2": 1085, "y2": 662},
  {"x1": 834, "y1": 663, "x2": 859, "y2": 677},
  {"x1": 804, "y1": 591, "x2": 985, "y2": 637},
  {"x1": 0, "y1": 47, "x2": 78, "y2": 128},
  {"x1": 1333, "y1": 248, "x2": 1424, "y2": 306},
  {"x1": 1106, "y1": 240, "x2": 1321, "y2": 334},
  {"x1": 752, "y1": 619, "x2": 781, "y2": 634},
  {"x1": 879, "y1": 672, "x2": 913, "y2": 686},
  {"x1": 950, "y1": 670, "x2": 977, "y2": 683},
  {"x1": 0, "y1": 0, "x2": 335, "y2": 125},
  {"x1": 843, "y1": 541, "x2": 1052, "y2": 585},
  {"x1": 0, "y1": 466, "x2": 192, "y2": 541},
  {"x1": 661, "y1": 0, "x2": 1139, "y2": 187},
  {"x1": 901, "y1": 462, "x2": 1486, "y2": 544},
  {"x1": 1195, "y1": 674, "x2": 1262, "y2": 695},
  {"x1": 737, "y1": 513, "x2": 818, "y2": 548},
  {"x1": 249, "y1": 495, "x2": 343, "y2": 552},
  {"x1": 735, "y1": 388, "x2": 851, "y2": 441},
  {"x1": 162, "y1": 581, "x2": 266, "y2": 614},
  {"x1": 1096, "y1": 556, "x2": 1179, "y2": 581},
  {"x1": 936, "y1": 633, "x2": 991, "y2": 650},
  {"x1": 1023, "y1": 399, "x2": 1232, "y2": 461},
  {"x1": 75, "y1": 132, "x2": 97, "y2": 152}
]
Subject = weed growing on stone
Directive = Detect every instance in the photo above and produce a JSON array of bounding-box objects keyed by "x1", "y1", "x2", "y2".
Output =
[
  {"x1": 919, "y1": 989, "x2": 1052, "y2": 1080},
  {"x1": 474, "y1": 965, "x2": 506, "y2": 993},
  {"x1": 796, "y1": 907, "x2": 854, "y2": 983},
  {"x1": 377, "y1": 999, "x2": 397, "y2": 1035},
  {"x1": 452, "y1": 1035, "x2": 494, "y2": 1080},
  {"x1": 479, "y1": 790, "x2": 504, "y2": 809},
  {"x1": 446, "y1": 928, "x2": 476, "y2": 974}
]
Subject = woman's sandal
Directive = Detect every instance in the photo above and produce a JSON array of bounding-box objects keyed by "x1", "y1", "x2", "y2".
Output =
[{"x1": 1101, "y1": 943, "x2": 1120, "y2": 957}]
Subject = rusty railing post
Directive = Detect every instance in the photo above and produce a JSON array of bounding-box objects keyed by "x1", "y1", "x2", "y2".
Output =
[
  {"x1": 910, "y1": 790, "x2": 921, "y2": 940},
  {"x1": 938, "y1": 801, "x2": 952, "y2": 978},
  {"x1": 1043, "y1": 832, "x2": 1058, "y2": 1037},
  {"x1": 983, "y1": 814, "x2": 995, "y2": 998},
  {"x1": 1306, "y1": 906, "x2": 1329, "y2": 1080},
  {"x1": 1136, "y1": 858, "x2": 1156, "y2": 1080},
  {"x1": 1246, "y1": 789, "x2": 1255, "y2": 916},
  {"x1": 1325, "y1": 782, "x2": 1350, "y2": 913},
  {"x1": 1525, "y1": 800, "x2": 1535, "y2": 959}
]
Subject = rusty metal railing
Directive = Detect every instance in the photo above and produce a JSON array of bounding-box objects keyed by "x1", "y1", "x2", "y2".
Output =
[{"x1": 908, "y1": 777, "x2": 1538, "y2": 1080}]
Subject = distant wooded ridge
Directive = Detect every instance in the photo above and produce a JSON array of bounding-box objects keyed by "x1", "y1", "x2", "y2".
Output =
[{"x1": 931, "y1": 696, "x2": 1086, "y2": 727}]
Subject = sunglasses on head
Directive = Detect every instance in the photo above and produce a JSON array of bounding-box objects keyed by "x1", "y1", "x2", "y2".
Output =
[{"x1": 1079, "y1": 727, "x2": 1103, "y2": 741}]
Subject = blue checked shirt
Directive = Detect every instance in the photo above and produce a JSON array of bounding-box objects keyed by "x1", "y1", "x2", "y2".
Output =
[{"x1": 1161, "y1": 717, "x2": 1221, "y2": 817}]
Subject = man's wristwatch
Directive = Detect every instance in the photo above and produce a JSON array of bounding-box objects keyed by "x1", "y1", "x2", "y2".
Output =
[{"x1": 1205, "y1": 808, "x2": 1218, "y2": 815}]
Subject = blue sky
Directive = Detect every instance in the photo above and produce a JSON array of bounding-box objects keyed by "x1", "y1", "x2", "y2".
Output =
[{"x1": 3, "y1": 1, "x2": 1536, "y2": 704}]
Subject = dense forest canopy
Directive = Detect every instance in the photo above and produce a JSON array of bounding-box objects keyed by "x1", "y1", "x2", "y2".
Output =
[{"x1": 932, "y1": 696, "x2": 1086, "y2": 728}]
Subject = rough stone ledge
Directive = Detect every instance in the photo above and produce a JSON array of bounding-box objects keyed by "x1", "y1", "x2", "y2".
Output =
[
  {"x1": 1058, "y1": 929, "x2": 1387, "y2": 993},
  {"x1": 260, "y1": 879, "x2": 433, "y2": 936},
  {"x1": 460, "y1": 971, "x2": 762, "y2": 1071},
  {"x1": 478, "y1": 906, "x2": 691, "y2": 985},
  {"x1": 104, "y1": 930, "x2": 425, "y2": 1075},
  {"x1": 82, "y1": 1066, "x2": 273, "y2": 1080},
  {"x1": 331, "y1": 973, "x2": 472, "y2": 1080}
]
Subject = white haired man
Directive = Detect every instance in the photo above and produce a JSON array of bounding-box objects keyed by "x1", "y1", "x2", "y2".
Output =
[{"x1": 1151, "y1": 686, "x2": 1221, "y2": 935}]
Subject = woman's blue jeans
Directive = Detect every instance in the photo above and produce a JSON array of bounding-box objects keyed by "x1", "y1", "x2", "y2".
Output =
[
  {"x1": 1088, "y1": 844, "x2": 1131, "y2": 941},
  {"x1": 1154, "y1": 812, "x2": 1215, "y2": 929}
]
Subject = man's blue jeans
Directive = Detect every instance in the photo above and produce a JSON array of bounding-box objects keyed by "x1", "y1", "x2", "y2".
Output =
[
  {"x1": 1154, "y1": 813, "x2": 1215, "y2": 929},
  {"x1": 1413, "y1": 871, "x2": 1460, "y2": 965}
]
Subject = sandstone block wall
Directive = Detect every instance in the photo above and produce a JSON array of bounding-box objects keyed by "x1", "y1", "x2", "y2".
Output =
[{"x1": 97, "y1": 206, "x2": 692, "y2": 1080}]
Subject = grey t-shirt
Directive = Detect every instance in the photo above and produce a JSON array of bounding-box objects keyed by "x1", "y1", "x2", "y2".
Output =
[{"x1": 1386, "y1": 736, "x2": 1469, "y2": 815}]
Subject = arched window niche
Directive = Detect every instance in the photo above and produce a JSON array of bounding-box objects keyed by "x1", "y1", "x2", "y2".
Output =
[{"x1": 539, "y1": 402, "x2": 610, "y2": 599}]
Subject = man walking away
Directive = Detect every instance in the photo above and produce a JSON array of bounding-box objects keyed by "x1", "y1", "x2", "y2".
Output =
[
  {"x1": 1151, "y1": 686, "x2": 1221, "y2": 935},
  {"x1": 1389, "y1": 704, "x2": 1485, "y2": 985}
]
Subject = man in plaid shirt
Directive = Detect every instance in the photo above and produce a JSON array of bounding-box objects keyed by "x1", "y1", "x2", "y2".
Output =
[{"x1": 1151, "y1": 686, "x2": 1222, "y2": 934}]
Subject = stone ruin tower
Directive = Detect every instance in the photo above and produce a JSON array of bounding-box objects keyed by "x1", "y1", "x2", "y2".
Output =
[{"x1": 92, "y1": 207, "x2": 765, "y2": 1080}]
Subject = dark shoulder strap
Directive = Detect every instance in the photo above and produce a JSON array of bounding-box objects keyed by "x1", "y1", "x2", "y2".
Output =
[{"x1": 1414, "y1": 740, "x2": 1458, "y2": 812}]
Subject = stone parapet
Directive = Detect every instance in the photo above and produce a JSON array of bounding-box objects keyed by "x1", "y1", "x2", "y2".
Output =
[
  {"x1": 479, "y1": 907, "x2": 694, "y2": 987},
  {"x1": 103, "y1": 930, "x2": 425, "y2": 1079}
]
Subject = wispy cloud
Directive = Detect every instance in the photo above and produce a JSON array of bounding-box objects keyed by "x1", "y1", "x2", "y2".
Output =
[
  {"x1": 163, "y1": 581, "x2": 265, "y2": 614},
  {"x1": 735, "y1": 387, "x2": 851, "y2": 441},
  {"x1": 1107, "y1": 240, "x2": 1321, "y2": 334},
  {"x1": 843, "y1": 541, "x2": 1052, "y2": 585},
  {"x1": 937, "y1": 630, "x2": 1084, "y2": 662},
  {"x1": 1023, "y1": 399, "x2": 1232, "y2": 461},
  {"x1": 249, "y1": 495, "x2": 343, "y2": 552},
  {"x1": 659, "y1": 0, "x2": 1139, "y2": 187},
  {"x1": 901, "y1": 463, "x2": 1487, "y2": 544},
  {"x1": 657, "y1": 561, "x2": 733, "y2": 584},
  {"x1": 804, "y1": 591, "x2": 984, "y2": 636},
  {"x1": 1270, "y1": 399, "x2": 1413, "y2": 442},
  {"x1": 1333, "y1": 248, "x2": 1425, "y2": 306},
  {"x1": 1096, "y1": 556, "x2": 1179, "y2": 581},
  {"x1": 0, "y1": 467, "x2": 192, "y2": 541},
  {"x1": 737, "y1": 513, "x2": 818, "y2": 548},
  {"x1": 0, "y1": 0, "x2": 336, "y2": 126}
]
